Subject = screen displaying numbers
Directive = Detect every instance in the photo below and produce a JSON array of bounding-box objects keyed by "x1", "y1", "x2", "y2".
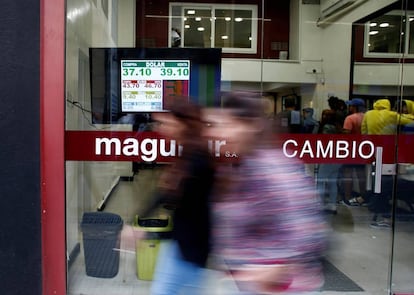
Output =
[{"x1": 120, "y1": 60, "x2": 190, "y2": 112}]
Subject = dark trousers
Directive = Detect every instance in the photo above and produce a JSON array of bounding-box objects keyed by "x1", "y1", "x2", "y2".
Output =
[{"x1": 367, "y1": 176, "x2": 414, "y2": 220}]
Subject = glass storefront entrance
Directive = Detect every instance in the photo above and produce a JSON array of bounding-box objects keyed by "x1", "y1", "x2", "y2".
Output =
[{"x1": 64, "y1": 0, "x2": 414, "y2": 294}]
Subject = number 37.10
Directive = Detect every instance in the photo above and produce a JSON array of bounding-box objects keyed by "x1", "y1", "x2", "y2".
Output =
[{"x1": 122, "y1": 68, "x2": 152, "y2": 76}]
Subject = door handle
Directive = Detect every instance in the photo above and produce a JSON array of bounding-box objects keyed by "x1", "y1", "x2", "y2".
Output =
[
  {"x1": 373, "y1": 147, "x2": 383, "y2": 193},
  {"x1": 372, "y1": 147, "x2": 397, "y2": 193}
]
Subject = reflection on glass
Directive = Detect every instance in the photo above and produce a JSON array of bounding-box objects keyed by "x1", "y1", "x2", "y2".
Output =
[
  {"x1": 368, "y1": 14, "x2": 405, "y2": 54},
  {"x1": 214, "y1": 9, "x2": 252, "y2": 49},
  {"x1": 409, "y1": 17, "x2": 414, "y2": 54},
  {"x1": 170, "y1": 4, "x2": 257, "y2": 53},
  {"x1": 183, "y1": 8, "x2": 212, "y2": 48}
]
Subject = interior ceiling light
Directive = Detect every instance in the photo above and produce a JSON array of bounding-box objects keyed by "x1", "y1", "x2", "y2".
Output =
[
  {"x1": 370, "y1": 22, "x2": 377, "y2": 27},
  {"x1": 185, "y1": 24, "x2": 190, "y2": 29},
  {"x1": 195, "y1": 17, "x2": 201, "y2": 21},
  {"x1": 225, "y1": 17, "x2": 231, "y2": 21},
  {"x1": 409, "y1": 17, "x2": 414, "y2": 22},
  {"x1": 187, "y1": 10, "x2": 195, "y2": 15},
  {"x1": 221, "y1": 35, "x2": 228, "y2": 39},
  {"x1": 369, "y1": 30, "x2": 379, "y2": 35},
  {"x1": 235, "y1": 17, "x2": 243, "y2": 22},
  {"x1": 379, "y1": 22, "x2": 389, "y2": 27},
  {"x1": 197, "y1": 27, "x2": 205, "y2": 31}
]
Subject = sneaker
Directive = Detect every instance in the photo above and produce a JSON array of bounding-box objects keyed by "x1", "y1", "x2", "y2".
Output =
[
  {"x1": 344, "y1": 197, "x2": 365, "y2": 207},
  {"x1": 337, "y1": 200, "x2": 346, "y2": 205},
  {"x1": 370, "y1": 220, "x2": 391, "y2": 229}
]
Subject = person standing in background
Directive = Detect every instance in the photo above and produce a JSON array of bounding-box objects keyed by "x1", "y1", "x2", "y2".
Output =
[
  {"x1": 319, "y1": 96, "x2": 346, "y2": 134},
  {"x1": 301, "y1": 107, "x2": 320, "y2": 134},
  {"x1": 360, "y1": 98, "x2": 412, "y2": 228},
  {"x1": 317, "y1": 111, "x2": 342, "y2": 214},
  {"x1": 274, "y1": 96, "x2": 302, "y2": 134},
  {"x1": 340, "y1": 98, "x2": 367, "y2": 206}
]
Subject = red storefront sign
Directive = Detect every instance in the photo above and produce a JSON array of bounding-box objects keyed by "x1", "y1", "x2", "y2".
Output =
[{"x1": 65, "y1": 131, "x2": 414, "y2": 164}]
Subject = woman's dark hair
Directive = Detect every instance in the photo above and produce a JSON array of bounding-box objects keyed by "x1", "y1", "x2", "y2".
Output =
[
  {"x1": 168, "y1": 96, "x2": 200, "y2": 121},
  {"x1": 168, "y1": 96, "x2": 203, "y2": 140},
  {"x1": 156, "y1": 97, "x2": 209, "y2": 206},
  {"x1": 221, "y1": 91, "x2": 272, "y2": 146},
  {"x1": 328, "y1": 96, "x2": 339, "y2": 110}
]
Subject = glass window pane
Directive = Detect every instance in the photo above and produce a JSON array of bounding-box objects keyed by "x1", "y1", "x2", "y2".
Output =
[
  {"x1": 368, "y1": 13, "x2": 405, "y2": 54},
  {"x1": 183, "y1": 8, "x2": 212, "y2": 48},
  {"x1": 409, "y1": 16, "x2": 414, "y2": 54},
  {"x1": 214, "y1": 9, "x2": 252, "y2": 49}
]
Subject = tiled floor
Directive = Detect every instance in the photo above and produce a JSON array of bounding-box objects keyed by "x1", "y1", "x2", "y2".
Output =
[{"x1": 68, "y1": 169, "x2": 414, "y2": 295}]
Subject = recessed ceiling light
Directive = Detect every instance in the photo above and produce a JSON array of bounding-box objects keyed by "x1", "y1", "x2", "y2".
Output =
[
  {"x1": 370, "y1": 22, "x2": 377, "y2": 27},
  {"x1": 235, "y1": 17, "x2": 243, "y2": 22},
  {"x1": 197, "y1": 27, "x2": 205, "y2": 31},
  {"x1": 187, "y1": 10, "x2": 195, "y2": 15},
  {"x1": 195, "y1": 17, "x2": 201, "y2": 21},
  {"x1": 369, "y1": 30, "x2": 379, "y2": 35},
  {"x1": 221, "y1": 35, "x2": 228, "y2": 40},
  {"x1": 379, "y1": 22, "x2": 389, "y2": 27},
  {"x1": 225, "y1": 17, "x2": 231, "y2": 21}
]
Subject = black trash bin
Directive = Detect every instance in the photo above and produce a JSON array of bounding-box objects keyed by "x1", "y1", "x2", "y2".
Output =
[{"x1": 81, "y1": 212, "x2": 123, "y2": 278}]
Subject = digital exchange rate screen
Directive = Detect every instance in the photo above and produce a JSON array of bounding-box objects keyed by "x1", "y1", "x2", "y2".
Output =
[{"x1": 120, "y1": 60, "x2": 190, "y2": 112}]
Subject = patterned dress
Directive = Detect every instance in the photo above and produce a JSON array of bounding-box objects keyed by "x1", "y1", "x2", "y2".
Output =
[{"x1": 212, "y1": 148, "x2": 328, "y2": 293}]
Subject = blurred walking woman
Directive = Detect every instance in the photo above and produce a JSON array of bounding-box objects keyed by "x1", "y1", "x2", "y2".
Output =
[
  {"x1": 205, "y1": 93, "x2": 328, "y2": 295},
  {"x1": 146, "y1": 98, "x2": 215, "y2": 295}
]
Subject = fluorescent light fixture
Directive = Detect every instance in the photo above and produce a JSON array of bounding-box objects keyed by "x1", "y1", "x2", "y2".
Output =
[
  {"x1": 379, "y1": 22, "x2": 389, "y2": 28},
  {"x1": 187, "y1": 10, "x2": 195, "y2": 15},
  {"x1": 225, "y1": 17, "x2": 231, "y2": 21},
  {"x1": 184, "y1": 24, "x2": 190, "y2": 29},
  {"x1": 197, "y1": 27, "x2": 205, "y2": 31},
  {"x1": 369, "y1": 30, "x2": 379, "y2": 35},
  {"x1": 370, "y1": 22, "x2": 377, "y2": 27},
  {"x1": 221, "y1": 35, "x2": 228, "y2": 39},
  {"x1": 409, "y1": 17, "x2": 414, "y2": 22},
  {"x1": 235, "y1": 17, "x2": 243, "y2": 22},
  {"x1": 195, "y1": 17, "x2": 201, "y2": 21}
]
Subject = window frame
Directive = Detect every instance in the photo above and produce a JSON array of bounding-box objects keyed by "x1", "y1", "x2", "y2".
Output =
[
  {"x1": 169, "y1": 2, "x2": 258, "y2": 54},
  {"x1": 364, "y1": 10, "x2": 414, "y2": 58}
]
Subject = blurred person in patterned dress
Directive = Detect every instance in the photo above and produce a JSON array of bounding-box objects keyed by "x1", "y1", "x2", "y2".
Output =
[{"x1": 204, "y1": 92, "x2": 329, "y2": 295}]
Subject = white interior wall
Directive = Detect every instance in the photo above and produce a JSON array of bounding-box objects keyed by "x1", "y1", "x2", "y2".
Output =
[
  {"x1": 117, "y1": 0, "x2": 136, "y2": 47},
  {"x1": 65, "y1": 0, "x2": 136, "y2": 257},
  {"x1": 315, "y1": 0, "x2": 399, "y2": 111}
]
